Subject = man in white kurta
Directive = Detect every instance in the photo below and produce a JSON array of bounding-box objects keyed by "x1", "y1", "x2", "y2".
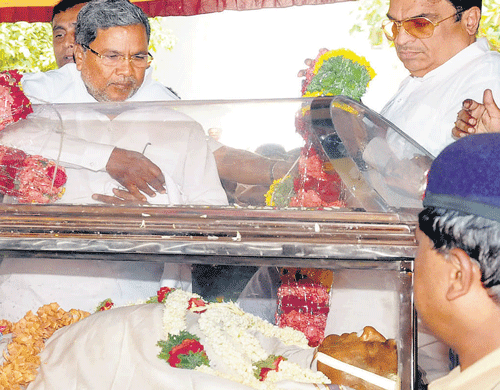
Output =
[
  {"x1": 0, "y1": 101, "x2": 228, "y2": 321},
  {"x1": 0, "y1": 0, "x2": 228, "y2": 321},
  {"x1": 381, "y1": 38, "x2": 500, "y2": 158}
]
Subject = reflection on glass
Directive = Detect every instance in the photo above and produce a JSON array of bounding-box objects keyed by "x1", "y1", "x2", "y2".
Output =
[{"x1": 0, "y1": 98, "x2": 432, "y2": 211}]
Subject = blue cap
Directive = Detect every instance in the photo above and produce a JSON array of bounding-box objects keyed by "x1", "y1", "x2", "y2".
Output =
[{"x1": 423, "y1": 133, "x2": 500, "y2": 222}]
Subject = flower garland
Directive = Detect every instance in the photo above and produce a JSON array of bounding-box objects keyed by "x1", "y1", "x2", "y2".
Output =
[
  {"x1": 266, "y1": 49, "x2": 375, "y2": 208},
  {"x1": 265, "y1": 148, "x2": 345, "y2": 208},
  {"x1": 301, "y1": 48, "x2": 376, "y2": 100},
  {"x1": 0, "y1": 69, "x2": 67, "y2": 204},
  {"x1": 0, "y1": 146, "x2": 67, "y2": 203},
  {"x1": 0, "y1": 288, "x2": 329, "y2": 390},
  {"x1": 158, "y1": 289, "x2": 329, "y2": 389},
  {"x1": 0, "y1": 288, "x2": 172, "y2": 390},
  {"x1": 0, "y1": 70, "x2": 32, "y2": 131},
  {"x1": 0, "y1": 304, "x2": 89, "y2": 390}
]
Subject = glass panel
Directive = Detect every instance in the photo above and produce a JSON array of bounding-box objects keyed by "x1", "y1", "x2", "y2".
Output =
[
  {"x1": 0, "y1": 98, "x2": 417, "y2": 389},
  {"x1": 0, "y1": 97, "x2": 431, "y2": 214}
]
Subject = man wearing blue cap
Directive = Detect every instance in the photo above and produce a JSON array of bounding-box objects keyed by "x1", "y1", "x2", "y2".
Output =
[{"x1": 415, "y1": 132, "x2": 500, "y2": 389}]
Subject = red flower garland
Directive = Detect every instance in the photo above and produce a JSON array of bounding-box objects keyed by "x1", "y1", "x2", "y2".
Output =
[
  {"x1": 290, "y1": 148, "x2": 344, "y2": 208},
  {"x1": 0, "y1": 146, "x2": 67, "y2": 203},
  {"x1": 0, "y1": 70, "x2": 32, "y2": 131}
]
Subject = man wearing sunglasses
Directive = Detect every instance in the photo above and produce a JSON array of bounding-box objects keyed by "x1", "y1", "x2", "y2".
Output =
[
  {"x1": 380, "y1": 0, "x2": 500, "y2": 158},
  {"x1": 381, "y1": 0, "x2": 500, "y2": 384}
]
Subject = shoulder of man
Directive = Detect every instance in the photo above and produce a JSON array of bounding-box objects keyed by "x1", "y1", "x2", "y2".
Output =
[
  {"x1": 129, "y1": 67, "x2": 180, "y2": 102},
  {"x1": 21, "y1": 64, "x2": 86, "y2": 104}
]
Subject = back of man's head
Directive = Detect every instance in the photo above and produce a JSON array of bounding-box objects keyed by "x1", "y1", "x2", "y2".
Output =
[
  {"x1": 52, "y1": 0, "x2": 89, "y2": 20},
  {"x1": 75, "y1": 0, "x2": 150, "y2": 47},
  {"x1": 420, "y1": 133, "x2": 500, "y2": 305}
]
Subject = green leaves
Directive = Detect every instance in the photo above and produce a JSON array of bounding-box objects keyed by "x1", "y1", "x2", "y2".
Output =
[
  {"x1": 157, "y1": 330, "x2": 210, "y2": 369},
  {"x1": 0, "y1": 22, "x2": 56, "y2": 73},
  {"x1": 306, "y1": 56, "x2": 372, "y2": 101}
]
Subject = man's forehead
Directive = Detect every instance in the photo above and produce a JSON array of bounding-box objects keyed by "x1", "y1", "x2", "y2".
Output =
[
  {"x1": 52, "y1": 3, "x2": 86, "y2": 27},
  {"x1": 92, "y1": 25, "x2": 149, "y2": 47}
]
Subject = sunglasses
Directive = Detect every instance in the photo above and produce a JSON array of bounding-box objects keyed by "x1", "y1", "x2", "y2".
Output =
[{"x1": 382, "y1": 11, "x2": 463, "y2": 41}]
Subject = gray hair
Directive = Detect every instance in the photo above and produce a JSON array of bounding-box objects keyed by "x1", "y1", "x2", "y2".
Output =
[
  {"x1": 75, "y1": 0, "x2": 150, "y2": 47},
  {"x1": 419, "y1": 207, "x2": 500, "y2": 305}
]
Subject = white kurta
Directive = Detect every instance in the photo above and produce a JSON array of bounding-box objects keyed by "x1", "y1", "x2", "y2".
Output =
[
  {"x1": 0, "y1": 70, "x2": 227, "y2": 321},
  {"x1": 0, "y1": 104, "x2": 228, "y2": 206},
  {"x1": 429, "y1": 348, "x2": 500, "y2": 390},
  {"x1": 380, "y1": 38, "x2": 500, "y2": 382},
  {"x1": 381, "y1": 38, "x2": 500, "y2": 158},
  {"x1": 21, "y1": 63, "x2": 179, "y2": 104}
]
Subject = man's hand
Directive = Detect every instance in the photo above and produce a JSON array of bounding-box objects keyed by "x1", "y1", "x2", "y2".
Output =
[
  {"x1": 92, "y1": 188, "x2": 149, "y2": 206},
  {"x1": 297, "y1": 48, "x2": 328, "y2": 77},
  {"x1": 452, "y1": 89, "x2": 500, "y2": 139},
  {"x1": 106, "y1": 147, "x2": 166, "y2": 202}
]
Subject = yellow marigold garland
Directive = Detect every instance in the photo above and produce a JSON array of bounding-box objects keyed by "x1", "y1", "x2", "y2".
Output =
[
  {"x1": 312, "y1": 48, "x2": 376, "y2": 79},
  {"x1": 302, "y1": 48, "x2": 376, "y2": 100},
  {"x1": 0, "y1": 304, "x2": 89, "y2": 390}
]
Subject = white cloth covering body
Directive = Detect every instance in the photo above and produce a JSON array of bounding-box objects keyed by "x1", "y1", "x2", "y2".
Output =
[
  {"x1": 26, "y1": 304, "x2": 326, "y2": 390},
  {"x1": 0, "y1": 69, "x2": 228, "y2": 321},
  {"x1": 381, "y1": 38, "x2": 500, "y2": 158}
]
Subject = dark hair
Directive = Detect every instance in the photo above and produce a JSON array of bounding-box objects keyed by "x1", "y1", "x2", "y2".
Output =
[
  {"x1": 446, "y1": 0, "x2": 482, "y2": 21},
  {"x1": 75, "y1": 0, "x2": 150, "y2": 47},
  {"x1": 52, "y1": 0, "x2": 89, "y2": 20},
  {"x1": 419, "y1": 206, "x2": 500, "y2": 303}
]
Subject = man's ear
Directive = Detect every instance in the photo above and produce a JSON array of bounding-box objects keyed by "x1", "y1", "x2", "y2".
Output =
[
  {"x1": 74, "y1": 45, "x2": 84, "y2": 71},
  {"x1": 445, "y1": 248, "x2": 480, "y2": 300},
  {"x1": 462, "y1": 6, "x2": 481, "y2": 36}
]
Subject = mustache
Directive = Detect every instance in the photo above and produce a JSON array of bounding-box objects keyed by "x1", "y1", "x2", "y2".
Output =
[
  {"x1": 396, "y1": 44, "x2": 419, "y2": 53},
  {"x1": 107, "y1": 77, "x2": 137, "y2": 87}
]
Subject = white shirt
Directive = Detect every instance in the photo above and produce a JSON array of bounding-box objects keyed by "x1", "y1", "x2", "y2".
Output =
[
  {"x1": 0, "y1": 68, "x2": 227, "y2": 321},
  {"x1": 381, "y1": 38, "x2": 500, "y2": 157},
  {"x1": 0, "y1": 104, "x2": 228, "y2": 206},
  {"x1": 429, "y1": 348, "x2": 500, "y2": 390},
  {"x1": 21, "y1": 63, "x2": 179, "y2": 104},
  {"x1": 20, "y1": 64, "x2": 181, "y2": 171}
]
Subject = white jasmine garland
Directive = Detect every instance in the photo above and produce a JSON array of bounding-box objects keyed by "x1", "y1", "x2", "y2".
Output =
[
  {"x1": 161, "y1": 290, "x2": 330, "y2": 389},
  {"x1": 162, "y1": 289, "x2": 201, "y2": 336}
]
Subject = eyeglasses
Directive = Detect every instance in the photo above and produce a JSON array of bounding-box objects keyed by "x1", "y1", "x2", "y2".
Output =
[
  {"x1": 382, "y1": 11, "x2": 463, "y2": 41},
  {"x1": 82, "y1": 44, "x2": 153, "y2": 68}
]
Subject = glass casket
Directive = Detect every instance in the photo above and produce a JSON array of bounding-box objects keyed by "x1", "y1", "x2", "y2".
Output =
[{"x1": 0, "y1": 96, "x2": 433, "y2": 390}]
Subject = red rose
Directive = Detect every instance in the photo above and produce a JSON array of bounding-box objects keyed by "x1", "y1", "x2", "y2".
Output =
[
  {"x1": 187, "y1": 297, "x2": 207, "y2": 313},
  {"x1": 168, "y1": 339, "x2": 205, "y2": 367},
  {"x1": 96, "y1": 299, "x2": 114, "y2": 312},
  {"x1": 157, "y1": 287, "x2": 173, "y2": 303},
  {"x1": 46, "y1": 165, "x2": 67, "y2": 188}
]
